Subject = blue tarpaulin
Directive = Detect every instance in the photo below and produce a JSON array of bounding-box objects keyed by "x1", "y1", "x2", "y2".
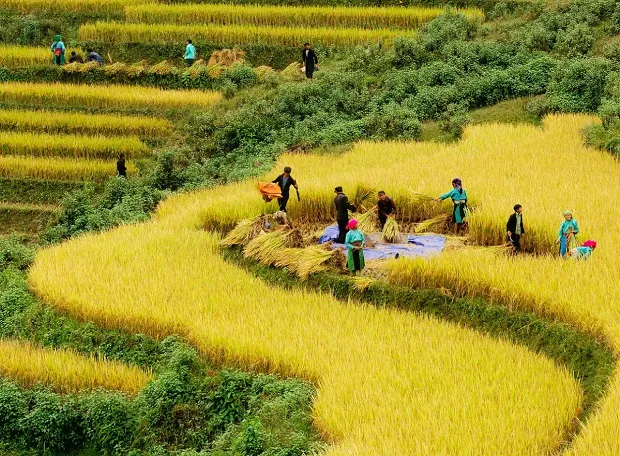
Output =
[{"x1": 318, "y1": 225, "x2": 445, "y2": 260}]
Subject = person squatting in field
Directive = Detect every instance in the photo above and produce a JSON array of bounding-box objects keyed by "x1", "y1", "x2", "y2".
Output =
[
  {"x1": 302, "y1": 43, "x2": 318, "y2": 79},
  {"x1": 507, "y1": 204, "x2": 525, "y2": 253},
  {"x1": 50, "y1": 35, "x2": 65, "y2": 65},
  {"x1": 437, "y1": 178, "x2": 468, "y2": 234},
  {"x1": 345, "y1": 219, "x2": 365, "y2": 274},
  {"x1": 377, "y1": 191, "x2": 396, "y2": 229},
  {"x1": 334, "y1": 186, "x2": 356, "y2": 244},
  {"x1": 272, "y1": 166, "x2": 298, "y2": 212},
  {"x1": 116, "y1": 154, "x2": 127, "y2": 178},
  {"x1": 568, "y1": 239, "x2": 596, "y2": 260},
  {"x1": 556, "y1": 210, "x2": 579, "y2": 257}
]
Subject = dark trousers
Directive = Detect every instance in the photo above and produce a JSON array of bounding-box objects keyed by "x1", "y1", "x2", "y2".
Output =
[
  {"x1": 55, "y1": 55, "x2": 62, "y2": 65},
  {"x1": 379, "y1": 214, "x2": 388, "y2": 229},
  {"x1": 185, "y1": 59, "x2": 195, "y2": 67},
  {"x1": 305, "y1": 69, "x2": 314, "y2": 79},
  {"x1": 352, "y1": 249, "x2": 362, "y2": 271},
  {"x1": 337, "y1": 219, "x2": 348, "y2": 244},
  {"x1": 278, "y1": 196, "x2": 289, "y2": 212},
  {"x1": 511, "y1": 234, "x2": 522, "y2": 252}
]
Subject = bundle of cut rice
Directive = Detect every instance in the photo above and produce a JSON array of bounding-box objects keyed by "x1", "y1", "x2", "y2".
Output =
[
  {"x1": 350, "y1": 276, "x2": 375, "y2": 292},
  {"x1": 295, "y1": 245, "x2": 334, "y2": 280},
  {"x1": 221, "y1": 216, "x2": 264, "y2": 247},
  {"x1": 243, "y1": 231, "x2": 288, "y2": 265},
  {"x1": 382, "y1": 216, "x2": 402, "y2": 243},
  {"x1": 356, "y1": 208, "x2": 378, "y2": 234},
  {"x1": 353, "y1": 184, "x2": 375, "y2": 208},
  {"x1": 414, "y1": 214, "x2": 451, "y2": 233},
  {"x1": 149, "y1": 60, "x2": 176, "y2": 76}
]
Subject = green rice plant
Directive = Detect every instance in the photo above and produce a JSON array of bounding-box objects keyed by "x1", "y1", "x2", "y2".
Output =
[
  {"x1": 0, "y1": 131, "x2": 149, "y2": 160},
  {"x1": 125, "y1": 3, "x2": 484, "y2": 30},
  {"x1": 0, "y1": 109, "x2": 173, "y2": 138},
  {"x1": 0, "y1": 82, "x2": 221, "y2": 111},
  {"x1": 78, "y1": 21, "x2": 408, "y2": 48}
]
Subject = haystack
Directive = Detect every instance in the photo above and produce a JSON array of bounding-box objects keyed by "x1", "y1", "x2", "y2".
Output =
[{"x1": 207, "y1": 49, "x2": 246, "y2": 67}]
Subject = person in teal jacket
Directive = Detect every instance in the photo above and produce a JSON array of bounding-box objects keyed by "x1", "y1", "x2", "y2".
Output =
[
  {"x1": 50, "y1": 34, "x2": 65, "y2": 66},
  {"x1": 556, "y1": 210, "x2": 579, "y2": 257},
  {"x1": 345, "y1": 219, "x2": 365, "y2": 274},
  {"x1": 437, "y1": 178, "x2": 468, "y2": 234},
  {"x1": 184, "y1": 39, "x2": 196, "y2": 66}
]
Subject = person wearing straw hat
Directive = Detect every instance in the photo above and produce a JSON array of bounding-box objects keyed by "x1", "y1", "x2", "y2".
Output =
[
  {"x1": 345, "y1": 219, "x2": 365, "y2": 274},
  {"x1": 334, "y1": 186, "x2": 356, "y2": 243},
  {"x1": 555, "y1": 210, "x2": 579, "y2": 257}
]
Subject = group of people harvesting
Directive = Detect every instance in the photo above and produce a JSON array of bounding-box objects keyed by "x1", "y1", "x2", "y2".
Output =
[
  {"x1": 50, "y1": 35, "x2": 102, "y2": 66},
  {"x1": 270, "y1": 169, "x2": 597, "y2": 275}
]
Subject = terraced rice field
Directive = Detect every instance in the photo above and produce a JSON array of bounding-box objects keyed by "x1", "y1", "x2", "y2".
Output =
[{"x1": 29, "y1": 114, "x2": 620, "y2": 454}]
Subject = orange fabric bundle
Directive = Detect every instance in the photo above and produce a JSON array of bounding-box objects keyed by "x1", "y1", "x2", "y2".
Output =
[{"x1": 258, "y1": 182, "x2": 282, "y2": 202}]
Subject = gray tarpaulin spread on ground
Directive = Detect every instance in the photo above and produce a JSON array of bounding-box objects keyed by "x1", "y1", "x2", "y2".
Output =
[{"x1": 318, "y1": 225, "x2": 446, "y2": 260}]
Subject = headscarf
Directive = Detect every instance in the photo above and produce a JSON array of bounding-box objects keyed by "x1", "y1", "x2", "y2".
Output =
[
  {"x1": 451, "y1": 178, "x2": 463, "y2": 194},
  {"x1": 346, "y1": 219, "x2": 358, "y2": 230},
  {"x1": 563, "y1": 210, "x2": 572, "y2": 216},
  {"x1": 583, "y1": 240, "x2": 597, "y2": 249},
  {"x1": 54, "y1": 34, "x2": 62, "y2": 43}
]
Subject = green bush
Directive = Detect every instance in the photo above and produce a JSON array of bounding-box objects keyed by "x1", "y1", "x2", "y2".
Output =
[
  {"x1": 554, "y1": 24, "x2": 595, "y2": 57},
  {"x1": 546, "y1": 58, "x2": 613, "y2": 112},
  {"x1": 0, "y1": 236, "x2": 35, "y2": 270},
  {"x1": 439, "y1": 102, "x2": 470, "y2": 137}
]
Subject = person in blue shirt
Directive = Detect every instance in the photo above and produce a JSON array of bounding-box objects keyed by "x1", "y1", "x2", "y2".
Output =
[
  {"x1": 86, "y1": 49, "x2": 103, "y2": 65},
  {"x1": 555, "y1": 210, "x2": 579, "y2": 257},
  {"x1": 437, "y1": 178, "x2": 468, "y2": 234},
  {"x1": 184, "y1": 39, "x2": 196, "y2": 67},
  {"x1": 50, "y1": 35, "x2": 65, "y2": 66},
  {"x1": 568, "y1": 240, "x2": 596, "y2": 260}
]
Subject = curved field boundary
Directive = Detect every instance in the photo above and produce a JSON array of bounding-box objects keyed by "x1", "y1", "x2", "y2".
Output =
[{"x1": 28, "y1": 114, "x2": 620, "y2": 454}]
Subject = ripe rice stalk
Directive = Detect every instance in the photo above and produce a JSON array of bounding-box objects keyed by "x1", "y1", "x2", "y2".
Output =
[
  {"x1": 185, "y1": 59, "x2": 207, "y2": 79},
  {"x1": 414, "y1": 213, "x2": 451, "y2": 233},
  {"x1": 104, "y1": 61, "x2": 128, "y2": 76},
  {"x1": 29, "y1": 221, "x2": 582, "y2": 455},
  {"x1": 0, "y1": 155, "x2": 136, "y2": 181},
  {"x1": 0, "y1": 338, "x2": 151, "y2": 395},
  {"x1": 356, "y1": 208, "x2": 378, "y2": 234},
  {"x1": 294, "y1": 245, "x2": 334, "y2": 280},
  {"x1": 353, "y1": 184, "x2": 376, "y2": 208},
  {"x1": 350, "y1": 276, "x2": 375, "y2": 291},
  {"x1": 207, "y1": 49, "x2": 246, "y2": 67},
  {"x1": 220, "y1": 216, "x2": 264, "y2": 247},
  {"x1": 0, "y1": 108, "x2": 173, "y2": 138},
  {"x1": 382, "y1": 216, "x2": 402, "y2": 243},
  {"x1": 0, "y1": 45, "x2": 79, "y2": 67},
  {"x1": 63, "y1": 61, "x2": 100, "y2": 74},
  {"x1": 0, "y1": 131, "x2": 150, "y2": 160},
  {"x1": 0, "y1": 81, "x2": 221, "y2": 111},
  {"x1": 149, "y1": 60, "x2": 176, "y2": 76},
  {"x1": 0, "y1": 0, "x2": 144, "y2": 14},
  {"x1": 125, "y1": 3, "x2": 484, "y2": 30},
  {"x1": 243, "y1": 230, "x2": 289, "y2": 265},
  {"x1": 78, "y1": 21, "x2": 408, "y2": 48}
]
